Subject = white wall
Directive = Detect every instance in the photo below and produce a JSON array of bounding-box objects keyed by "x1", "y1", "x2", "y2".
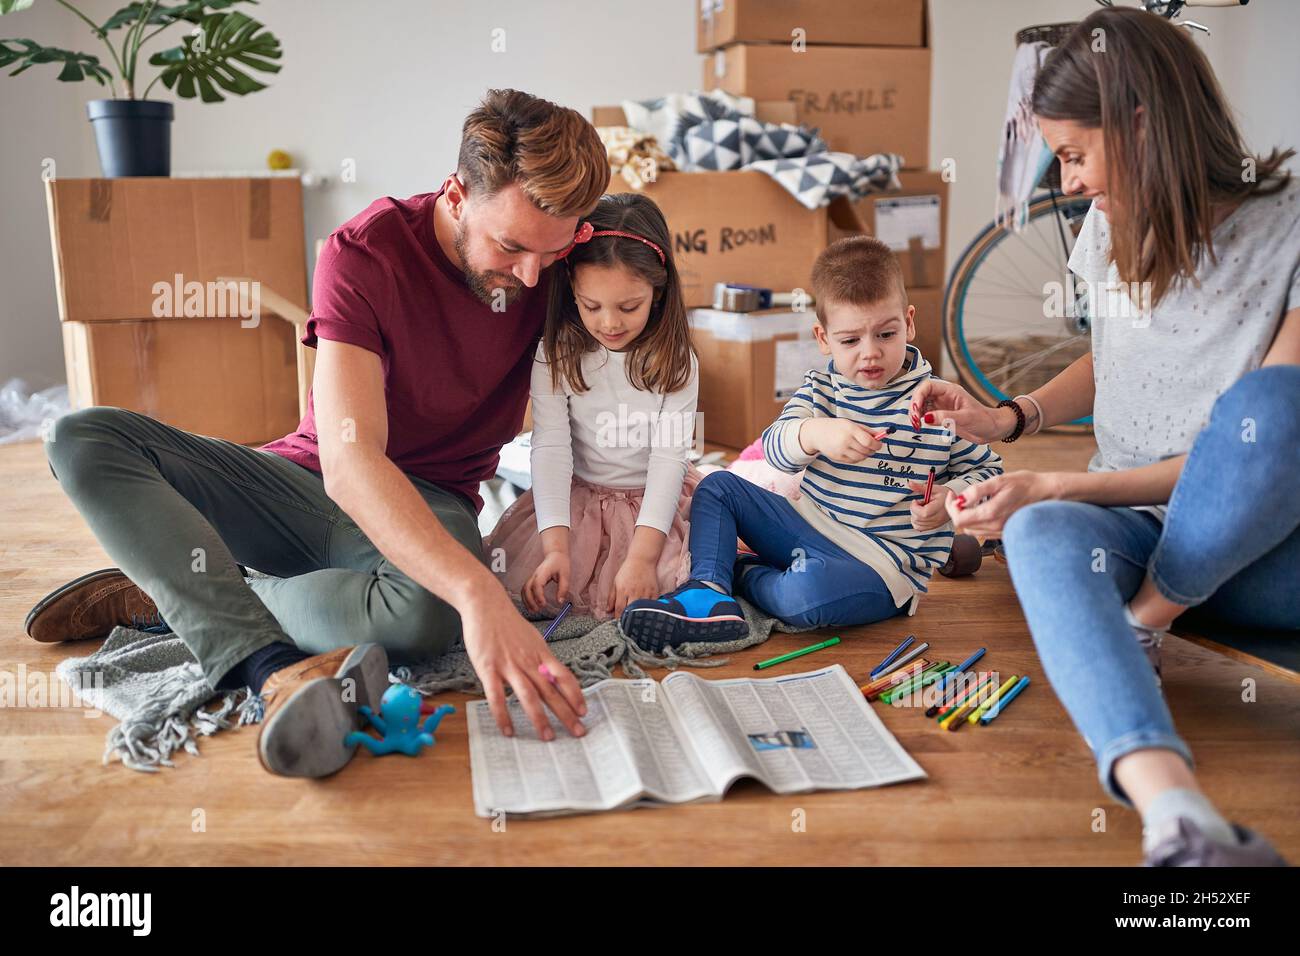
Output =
[{"x1": 2, "y1": 0, "x2": 1297, "y2": 388}]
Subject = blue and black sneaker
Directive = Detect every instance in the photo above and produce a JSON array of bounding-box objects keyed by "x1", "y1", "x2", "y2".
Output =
[{"x1": 619, "y1": 581, "x2": 749, "y2": 653}]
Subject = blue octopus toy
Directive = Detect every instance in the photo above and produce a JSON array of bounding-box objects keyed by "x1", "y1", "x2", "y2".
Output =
[{"x1": 345, "y1": 684, "x2": 454, "y2": 756}]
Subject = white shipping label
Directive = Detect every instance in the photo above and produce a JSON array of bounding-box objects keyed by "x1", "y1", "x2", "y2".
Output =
[
  {"x1": 874, "y1": 194, "x2": 941, "y2": 251},
  {"x1": 774, "y1": 339, "x2": 826, "y2": 401}
]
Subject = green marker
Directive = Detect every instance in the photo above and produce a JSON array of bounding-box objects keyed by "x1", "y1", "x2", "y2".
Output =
[
  {"x1": 754, "y1": 637, "x2": 841, "y2": 670},
  {"x1": 882, "y1": 663, "x2": 954, "y2": 704}
]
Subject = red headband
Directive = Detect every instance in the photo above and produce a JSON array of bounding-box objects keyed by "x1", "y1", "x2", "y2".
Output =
[{"x1": 555, "y1": 221, "x2": 667, "y2": 265}]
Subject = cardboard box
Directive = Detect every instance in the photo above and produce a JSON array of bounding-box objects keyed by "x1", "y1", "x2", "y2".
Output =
[
  {"x1": 45, "y1": 177, "x2": 308, "y2": 322},
  {"x1": 608, "y1": 170, "x2": 829, "y2": 309},
  {"x1": 690, "y1": 292, "x2": 945, "y2": 449},
  {"x1": 591, "y1": 100, "x2": 797, "y2": 128},
  {"x1": 690, "y1": 309, "x2": 820, "y2": 450},
  {"x1": 704, "y1": 43, "x2": 931, "y2": 168},
  {"x1": 908, "y1": 285, "x2": 944, "y2": 377},
  {"x1": 697, "y1": 0, "x2": 926, "y2": 52},
  {"x1": 61, "y1": 316, "x2": 301, "y2": 445},
  {"x1": 829, "y1": 170, "x2": 948, "y2": 288}
]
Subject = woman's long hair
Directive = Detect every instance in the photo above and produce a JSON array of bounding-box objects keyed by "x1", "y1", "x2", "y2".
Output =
[
  {"x1": 1032, "y1": 7, "x2": 1293, "y2": 304},
  {"x1": 543, "y1": 192, "x2": 694, "y2": 395}
]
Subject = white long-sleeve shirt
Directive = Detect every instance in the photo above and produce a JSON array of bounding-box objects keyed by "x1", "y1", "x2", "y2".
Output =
[{"x1": 529, "y1": 341, "x2": 700, "y2": 535}]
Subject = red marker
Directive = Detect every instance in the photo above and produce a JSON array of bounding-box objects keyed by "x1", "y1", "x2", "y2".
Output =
[{"x1": 922, "y1": 466, "x2": 936, "y2": 506}]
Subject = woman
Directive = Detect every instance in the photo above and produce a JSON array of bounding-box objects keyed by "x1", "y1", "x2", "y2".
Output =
[{"x1": 912, "y1": 8, "x2": 1298, "y2": 866}]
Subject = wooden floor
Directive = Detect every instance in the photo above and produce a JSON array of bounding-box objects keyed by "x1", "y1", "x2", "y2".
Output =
[{"x1": 1, "y1": 432, "x2": 1297, "y2": 866}]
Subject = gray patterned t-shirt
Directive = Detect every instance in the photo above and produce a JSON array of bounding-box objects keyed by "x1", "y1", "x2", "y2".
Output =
[{"x1": 1067, "y1": 176, "x2": 1300, "y2": 519}]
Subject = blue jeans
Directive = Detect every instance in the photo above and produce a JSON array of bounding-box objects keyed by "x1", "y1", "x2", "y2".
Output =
[
  {"x1": 688, "y1": 471, "x2": 906, "y2": 629},
  {"x1": 1003, "y1": 365, "x2": 1300, "y2": 805}
]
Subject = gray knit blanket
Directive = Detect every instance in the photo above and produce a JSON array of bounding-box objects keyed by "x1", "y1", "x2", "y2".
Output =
[{"x1": 56, "y1": 600, "x2": 803, "y2": 772}]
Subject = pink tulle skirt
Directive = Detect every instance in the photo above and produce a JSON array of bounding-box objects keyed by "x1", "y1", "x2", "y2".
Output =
[{"x1": 484, "y1": 467, "x2": 704, "y2": 620}]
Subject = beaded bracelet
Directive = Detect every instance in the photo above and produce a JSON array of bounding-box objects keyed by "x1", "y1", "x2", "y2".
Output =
[{"x1": 997, "y1": 397, "x2": 1026, "y2": 443}]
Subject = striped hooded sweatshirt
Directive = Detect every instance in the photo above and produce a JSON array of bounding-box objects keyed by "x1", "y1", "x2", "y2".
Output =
[{"x1": 761, "y1": 344, "x2": 1003, "y2": 614}]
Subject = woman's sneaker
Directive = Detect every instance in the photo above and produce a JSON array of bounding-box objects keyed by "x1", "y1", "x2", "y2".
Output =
[
  {"x1": 1124, "y1": 604, "x2": 1167, "y2": 686},
  {"x1": 1144, "y1": 819, "x2": 1287, "y2": 867},
  {"x1": 620, "y1": 581, "x2": 748, "y2": 653}
]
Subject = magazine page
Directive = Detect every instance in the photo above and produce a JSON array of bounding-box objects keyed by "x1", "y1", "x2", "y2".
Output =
[
  {"x1": 662, "y1": 664, "x2": 927, "y2": 796},
  {"x1": 467, "y1": 677, "x2": 715, "y2": 817}
]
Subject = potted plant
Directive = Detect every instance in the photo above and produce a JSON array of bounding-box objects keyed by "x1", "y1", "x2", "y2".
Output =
[{"x1": 0, "y1": 0, "x2": 282, "y2": 176}]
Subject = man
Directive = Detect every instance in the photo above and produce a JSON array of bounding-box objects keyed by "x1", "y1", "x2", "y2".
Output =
[{"x1": 25, "y1": 89, "x2": 609, "y2": 777}]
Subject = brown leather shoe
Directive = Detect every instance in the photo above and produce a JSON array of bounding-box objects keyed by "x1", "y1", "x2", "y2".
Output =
[
  {"x1": 257, "y1": 643, "x2": 389, "y2": 778},
  {"x1": 25, "y1": 568, "x2": 163, "y2": 643}
]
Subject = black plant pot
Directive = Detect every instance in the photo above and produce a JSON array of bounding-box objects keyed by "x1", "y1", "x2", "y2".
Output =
[{"x1": 86, "y1": 99, "x2": 173, "y2": 177}]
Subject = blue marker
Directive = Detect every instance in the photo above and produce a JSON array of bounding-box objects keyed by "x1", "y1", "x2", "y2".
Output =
[
  {"x1": 870, "y1": 635, "x2": 915, "y2": 678},
  {"x1": 937, "y1": 647, "x2": 986, "y2": 694},
  {"x1": 541, "y1": 602, "x2": 572, "y2": 643},
  {"x1": 980, "y1": 675, "x2": 1030, "y2": 725}
]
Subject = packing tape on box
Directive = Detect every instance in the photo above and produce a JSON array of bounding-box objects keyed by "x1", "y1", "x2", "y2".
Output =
[
  {"x1": 83, "y1": 178, "x2": 274, "y2": 238},
  {"x1": 689, "y1": 308, "x2": 819, "y2": 342}
]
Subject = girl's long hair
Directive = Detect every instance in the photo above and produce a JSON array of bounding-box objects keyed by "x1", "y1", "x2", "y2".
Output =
[
  {"x1": 543, "y1": 192, "x2": 694, "y2": 395},
  {"x1": 1032, "y1": 7, "x2": 1293, "y2": 305}
]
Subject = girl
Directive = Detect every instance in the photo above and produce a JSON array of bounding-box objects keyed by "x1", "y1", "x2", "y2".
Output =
[{"x1": 485, "y1": 192, "x2": 701, "y2": 620}]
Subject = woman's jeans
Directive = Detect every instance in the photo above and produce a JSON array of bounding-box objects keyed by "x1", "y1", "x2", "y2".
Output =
[{"x1": 1002, "y1": 365, "x2": 1300, "y2": 805}]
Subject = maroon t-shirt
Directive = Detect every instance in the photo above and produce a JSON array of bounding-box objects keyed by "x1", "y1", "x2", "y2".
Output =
[{"x1": 259, "y1": 189, "x2": 548, "y2": 512}]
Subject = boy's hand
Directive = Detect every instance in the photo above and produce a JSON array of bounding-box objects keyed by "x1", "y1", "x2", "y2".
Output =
[
  {"x1": 800, "y1": 419, "x2": 883, "y2": 463},
  {"x1": 523, "y1": 551, "x2": 570, "y2": 614},
  {"x1": 608, "y1": 555, "x2": 660, "y2": 618},
  {"x1": 907, "y1": 478, "x2": 953, "y2": 532}
]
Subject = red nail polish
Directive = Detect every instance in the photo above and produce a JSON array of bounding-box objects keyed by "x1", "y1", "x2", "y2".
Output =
[{"x1": 924, "y1": 412, "x2": 935, "y2": 424}]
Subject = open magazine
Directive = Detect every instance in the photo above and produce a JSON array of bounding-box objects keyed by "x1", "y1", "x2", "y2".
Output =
[{"x1": 468, "y1": 664, "x2": 926, "y2": 818}]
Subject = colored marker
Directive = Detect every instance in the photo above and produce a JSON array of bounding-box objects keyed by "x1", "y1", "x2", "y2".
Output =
[
  {"x1": 874, "y1": 640, "x2": 929, "y2": 680},
  {"x1": 882, "y1": 663, "x2": 954, "y2": 704},
  {"x1": 980, "y1": 676, "x2": 1031, "y2": 725},
  {"x1": 922, "y1": 466, "x2": 936, "y2": 506},
  {"x1": 863, "y1": 660, "x2": 932, "y2": 701},
  {"x1": 939, "y1": 696, "x2": 978, "y2": 731},
  {"x1": 541, "y1": 602, "x2": 572, "y2": 643},
  {"x1": 870, "y1": 634, "x2": 915, "y2": 678},
  {"x1": 754, "y1": 636, "x2": 840, "y2": 670},
  {"x1": 928, "y1": 671, "x2": 994, "y2": 718},
  {"x1": 860, "y1": 659, "x2": 929, "y2": 699},
  {"x1": 936, "y1": 647, "x2": 986, "y2": 695},
  {"x1": 968, "y1": 675, "x2": 1021, "y2": 725}
]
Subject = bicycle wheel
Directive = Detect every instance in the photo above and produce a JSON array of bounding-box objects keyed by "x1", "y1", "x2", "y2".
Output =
[{"x1": 944, "y1": 192, "x2": 1095, "y2": 430}]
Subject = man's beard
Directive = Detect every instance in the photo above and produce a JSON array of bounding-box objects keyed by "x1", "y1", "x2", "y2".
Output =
[{"x1": 453, "y1": 219, "x2": 525, "y2": 308}]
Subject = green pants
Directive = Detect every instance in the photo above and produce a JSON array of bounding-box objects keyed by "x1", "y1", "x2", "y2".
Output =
[{"x1": 44, "y1": 406, "x2": 484, "y2": 688}]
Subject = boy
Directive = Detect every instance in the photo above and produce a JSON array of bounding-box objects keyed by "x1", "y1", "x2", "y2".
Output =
[{"x1": 620, "y1": 236, "x2": 1003, "y2": 651}]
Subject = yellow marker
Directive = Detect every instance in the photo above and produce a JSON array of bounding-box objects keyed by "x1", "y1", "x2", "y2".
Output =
[
  {"x1": 968, "y1": 675, "x2": 1020, "y2": 724},
  {"x1": 939, "y1": 697, "x2": 977, "y2": 731}
]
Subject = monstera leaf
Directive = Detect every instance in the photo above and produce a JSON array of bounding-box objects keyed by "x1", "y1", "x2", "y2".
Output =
[
  {"x1": 147, "y1": 9, "x2": 279, "y2": 102},
  {"x1": 0, "y1": 38, "x2": 111, "y2": 83},
  {"x1": 98, "y1": 0, "x2": 250, "y2": 33}
]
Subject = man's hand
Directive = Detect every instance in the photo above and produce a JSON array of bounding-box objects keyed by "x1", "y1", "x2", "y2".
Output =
[
  {"x1": 461, "y1": 587, "x2": 588, "y2": 741},
  {"x1": 799, "y1": 418, "x2": 883, "y2": 463},
  {"x1": 907, "y1": 479, "x2": 953, "y2": 532}
]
